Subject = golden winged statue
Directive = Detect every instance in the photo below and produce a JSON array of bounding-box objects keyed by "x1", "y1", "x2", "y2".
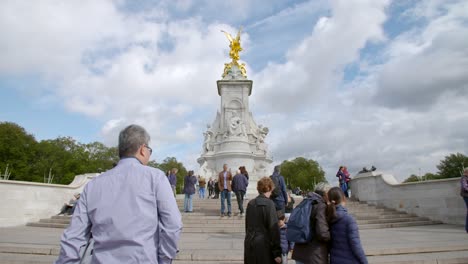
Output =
[
  {"x1": 221, "y1": 27, "x2": 247, "y2": 78},
  {"x1": 221, "y1": 28, "x2": 242, "y2": 62}
]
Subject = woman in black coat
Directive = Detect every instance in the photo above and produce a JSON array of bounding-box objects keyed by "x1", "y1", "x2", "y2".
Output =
[{"x1": 244, "y1": 177, "x2": 282, "y2": 264}]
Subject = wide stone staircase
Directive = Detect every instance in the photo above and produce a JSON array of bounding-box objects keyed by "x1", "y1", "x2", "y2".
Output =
[
  {"x1": 3, "y1": 196, "x2": 468, "y2": 263},
  {"x1": 27, "y1": 196, "x2": 441, "y2": 230}
]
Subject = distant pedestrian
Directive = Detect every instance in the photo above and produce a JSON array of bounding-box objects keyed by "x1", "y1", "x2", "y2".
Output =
[
  {"x1": 460, "y1": 168, "x2": 468, "y2": 233},
  {"x1": 284, "y1": 191, "x2": 295, "y2": 218},
  {"x1": 208, "y1": 178, "x2": 215, "y2": 198},
  {"x1": 278, "y1": 213, "x2": 293, "y2": 264},
  {"x1": 291, "y1": 182, "x2": 331, "y2": 264},
  {"x1": 55, "y1": 124, "x2": 182, "y2": 263},
  {"x1": 336, "y1": 166, "x2": 348, "y2": 198},
  {"x1": 327, "y1": 187, "x2": 368, "y2": 264},
  {"x1": 218, "y1": 164, "x2": 233, "y2": 217},
  {"x1": 169, "y1": 168, "x2": 178, "y2": 197},
  {"x1": 183, "y1": 170, "x2": 197, "y2": 212},
  {"x1": 214, "y1": 180, "x2": 220, "y2": 199},
  {"x1": 240, "y1": 166, "x2": 249, "y2": 180},
  {"x1": 198, "y1": 176, "x2": 207, "y2": 199},
  {"x1": 232, "y1": 169, "x2": 249, "y2": 216},
  {"x1": 244, "y1": 177, "x2": 282, "y2": 264},
  {"x1": 57, "y1": 193, "x2": 80, "y2": 216},
  {"x1": 270, "y1": 165, "x2": 288, "y2": 214}
]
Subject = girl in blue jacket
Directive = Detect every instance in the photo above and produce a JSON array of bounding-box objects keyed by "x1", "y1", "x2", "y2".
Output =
[{"x1": 327, "y1": 187, "x2": 368, "y2": 264}]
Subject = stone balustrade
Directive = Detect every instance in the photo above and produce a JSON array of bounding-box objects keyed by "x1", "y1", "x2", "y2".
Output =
[
  {"x1": 0, "y1": 174, "x2": 98, "y2": 227},
  {"x1": 350, "y1": 171, "x2": 464, "y2": 225}
]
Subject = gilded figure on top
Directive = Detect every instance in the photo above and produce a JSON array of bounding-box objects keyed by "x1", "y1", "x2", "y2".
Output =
[{"x1": 221, "y1": 27, "x2": 247, "y2": 78}]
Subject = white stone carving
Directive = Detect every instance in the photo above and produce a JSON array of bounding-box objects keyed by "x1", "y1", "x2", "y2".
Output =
[{"x1": 198, "y1": 78, "x2": 272, "y2": 194}]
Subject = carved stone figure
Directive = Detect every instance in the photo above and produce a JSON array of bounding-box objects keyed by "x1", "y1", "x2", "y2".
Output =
[{"x1": 228, "y1": 112, "x2": 247, "y2": 137}]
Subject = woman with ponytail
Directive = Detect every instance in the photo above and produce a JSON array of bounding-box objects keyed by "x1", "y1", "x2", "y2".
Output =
[{"x1": 327, "y1": 187, "x2": 368, "y2": 264}]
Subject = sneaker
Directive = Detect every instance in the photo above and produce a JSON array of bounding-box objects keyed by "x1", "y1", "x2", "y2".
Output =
[
  {"x1": 221, "y1": 213, "x2": 225, "y2": 217},
  {"x1": 227, "y1": 212, "x2": 232, "y2": 217},
  {"x1": 239, "y1": 212, "x2": 244, "y2": 217}
]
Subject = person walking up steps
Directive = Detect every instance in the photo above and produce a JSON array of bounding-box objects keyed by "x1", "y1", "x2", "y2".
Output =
[{"x1": 232, "y1": 169, "x2": 248, "y2": 216}]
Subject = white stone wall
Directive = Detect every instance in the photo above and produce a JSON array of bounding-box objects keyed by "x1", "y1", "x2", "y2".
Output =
[
  {"x1": 350, "y1": 172, "x2": 465, "y2": 225},
  {"x1": 0, "y1": 174, "x2": 98, "y2": 227}
]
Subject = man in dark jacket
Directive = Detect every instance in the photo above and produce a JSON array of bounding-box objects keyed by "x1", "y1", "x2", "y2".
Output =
[
  {"x1": 232, "y1": 169, "x2": 249, "y2": 216},
  {"x1": 270, "y1": 165, "x2": 288, "y2": 214},
  {"x1": 292, "y1": 182, "x2": 331, "y2": 264}
]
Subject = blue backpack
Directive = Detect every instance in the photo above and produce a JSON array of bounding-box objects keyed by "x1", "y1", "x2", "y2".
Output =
[{"x1": 286, "y1": 197, "x2": 316, "y2": 243}]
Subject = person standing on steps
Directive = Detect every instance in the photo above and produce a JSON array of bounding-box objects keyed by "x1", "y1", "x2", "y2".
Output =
[
  {"x1": 244, "y1": 177, "x2": 282, "y2": 264},
  {"x1": 198, "y1": 176, "x2": 206, "y2": 199},
  {"x1": 55, "y1": 124, "x2": 182, "y2": 264},
  {"x1": 460, "y1": 168, "x2": 468, "y2": 233},
  {"x1": 168, "y1": 168, "x2": 178, "y2": 198},
  {"x1": 183, "y1": 170, "x2": 197, "y2": 213},
  {"x1": 232, "y1": 169, "x2": 249, "y2": 216},
  {"x1": 218, "y1": 164, "x2": 233, "y2": 217}
]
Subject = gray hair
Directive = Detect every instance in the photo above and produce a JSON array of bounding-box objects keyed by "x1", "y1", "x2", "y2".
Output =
[
  {"x1": 314, "y1": 182, "x2": 332, "y2": 197},
  {"x1": 118, "y1": 124, "x2": 150, "y2": 158}
]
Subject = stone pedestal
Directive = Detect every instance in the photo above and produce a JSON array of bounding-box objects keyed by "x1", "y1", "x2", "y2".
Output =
[{"x1": 198, "y1": 65, "x2": 272, "y2": 195}]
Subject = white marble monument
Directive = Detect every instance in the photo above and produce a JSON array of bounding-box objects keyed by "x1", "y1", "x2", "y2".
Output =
[{"x1": 197, "y1": 28, "x2": 272, "y2": 194}]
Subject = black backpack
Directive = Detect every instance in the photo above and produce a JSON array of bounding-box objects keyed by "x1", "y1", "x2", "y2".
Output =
[{"x1": 270, "y1": 175, "x2": 282, "y2": 199}]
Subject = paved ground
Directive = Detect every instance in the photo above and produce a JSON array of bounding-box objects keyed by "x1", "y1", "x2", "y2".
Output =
[{"x1": 1, "y1": 224, "x2": 468, "y2": 263}]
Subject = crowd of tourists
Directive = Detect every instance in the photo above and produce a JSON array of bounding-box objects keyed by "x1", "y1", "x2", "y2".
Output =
[{"x1": 54, "y1": 124, "x2": 368, "y2": 264}]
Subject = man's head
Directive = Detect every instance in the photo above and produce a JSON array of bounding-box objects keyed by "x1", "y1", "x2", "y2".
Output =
[
  {"x1": 314, "y1": 182, "x2": 332, "y2": 199},
  {"x1": 118, "y1": 124, "x2": 152, "y2": 165},
  {"x1": 171, "y1": 168, "x2": 178, "y2": 174},
  {"x1": 223, "y1": 164, "x2": 228, "y2": 171}
]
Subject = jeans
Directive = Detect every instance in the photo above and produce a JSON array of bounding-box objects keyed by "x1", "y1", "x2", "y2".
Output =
[
  {"x1": 199, "y1": 187, "x2": 206, "y2": 199},
  {"x1": 464, "y1": 197, "x2": 468, "y2": 232},
  {"x1": 274, "y1": 200, "x2": 285, "y2": 215},
  {"x1": 184, "y1": 194, "x2": 193, "y2": 212},
  {"x1": 341, "y1": 182, "x2": 349, "y2": 197},
  {"x1": 220, "y1": 189, "x2": 232, "y2": 214},
  {"x1": 235, "y1": 190, "x2": 246, "y2": 214}
]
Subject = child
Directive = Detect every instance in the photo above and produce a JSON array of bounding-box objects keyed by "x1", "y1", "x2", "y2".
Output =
[
  {"x1": 327, "y1": 187, "x2": 367, "y2": 264},
  {"x1": 278, "y1": 213, "x2": 293, "y2": 264}
]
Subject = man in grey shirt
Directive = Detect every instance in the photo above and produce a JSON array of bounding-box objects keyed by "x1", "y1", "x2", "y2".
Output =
[{"x1": 55, "y1": 124, "x2": 183, "y2": 264}]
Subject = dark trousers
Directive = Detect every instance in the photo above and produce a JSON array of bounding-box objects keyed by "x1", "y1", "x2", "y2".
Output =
[
  {"x1": 464, "y1": 197, "x2": 468, "y2": 232},
  {"x1": 235, "y1": 190, "x2": 246, "y2": 214},
  {"x1": 273, "y1": 200, "x2": 285, "y2": 215}
]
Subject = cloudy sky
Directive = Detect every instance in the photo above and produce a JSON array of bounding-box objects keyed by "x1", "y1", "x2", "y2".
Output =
[{"x1": 1, "y1": 0, "x2": 467, "y2": 183}]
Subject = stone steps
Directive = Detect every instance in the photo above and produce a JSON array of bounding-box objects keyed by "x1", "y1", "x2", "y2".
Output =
[{"x1": 27, "y1": 199, "x2": 441, "y2": 230}]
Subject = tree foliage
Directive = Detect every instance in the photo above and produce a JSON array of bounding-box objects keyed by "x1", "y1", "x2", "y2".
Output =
[
  {"x1": 437, "y1": 153, "x2": 468, "y2": 179},
  {"x1": 279, "y1": 157, "x2": 326, "y2": 192},
  {"x1": 152, "y1": 157, "x2": 187, "y2": 193},
  {"x1": 0, "y1": 122, "x2": 119, "y2": 184},
  {"x1": 403, "y1": 153, "x2": 468, "y2": 182}
]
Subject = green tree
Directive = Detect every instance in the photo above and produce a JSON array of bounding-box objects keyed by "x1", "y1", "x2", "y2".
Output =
[
  {"x1": 437, "y1": 153, "x2": 468, "y2": 179},
  {"x1": 156, "y1": 157, "x2": 187, "y2": 193},
  {"x1": 403, "y1": 174, "x2": 420, "y2": 183},
  {"x1": 280, "y1": 157, "x2": 326, "y2": 192},
  {"x1": 0, "y1": 122, "x2": 37, "y2": 181}
]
